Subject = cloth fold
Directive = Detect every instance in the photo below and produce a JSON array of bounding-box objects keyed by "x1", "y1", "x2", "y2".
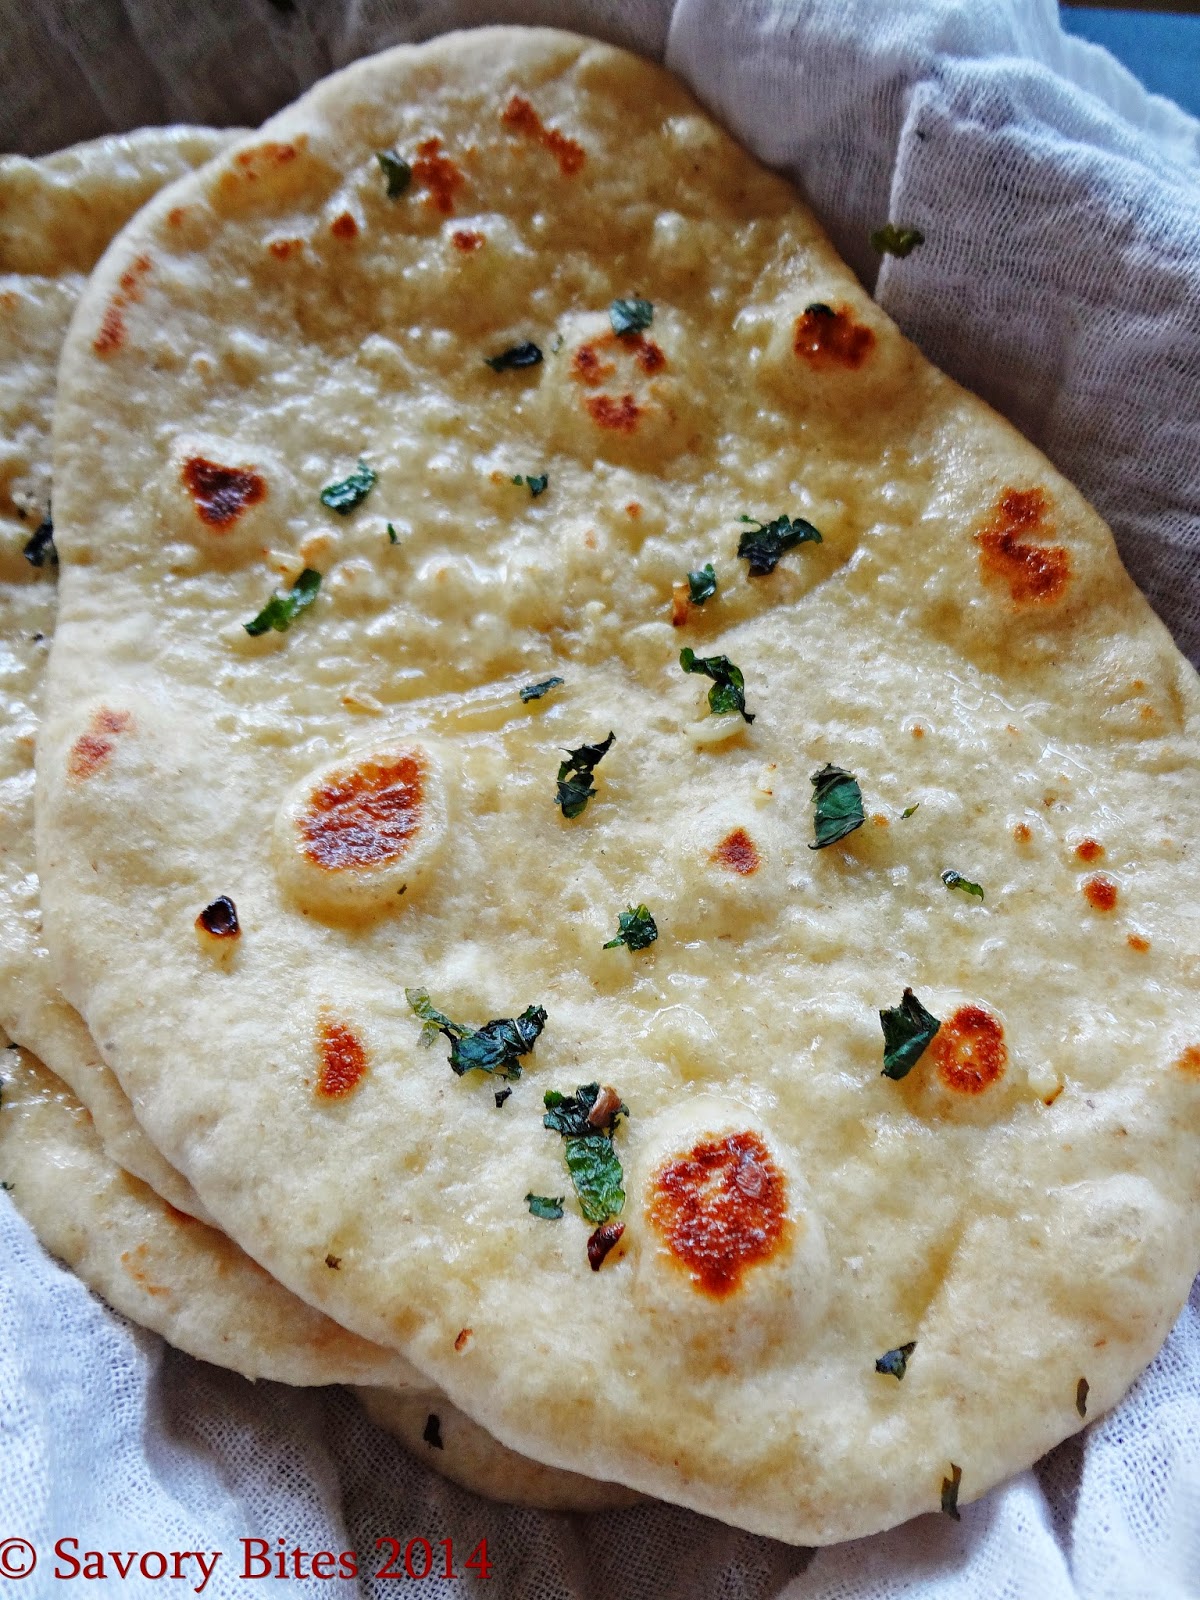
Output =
[{"x1": 3, "y1": 2, "x2": 1200, "y2": 1594}]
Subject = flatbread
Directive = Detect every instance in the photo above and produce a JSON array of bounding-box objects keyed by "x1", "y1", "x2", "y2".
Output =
[
  {"x1": 1, "y1": 124, "x2": 632, "y2": 1515},
  {"x1": 38, "y1": 28, "x2": 1200, "y2": 1541},
  {"x1": 357, "y1": 1387, "x2": 639, "y2": 1512},
  {"x1": 0, "y1": 127, "x2": 239, "y2": 1218}
]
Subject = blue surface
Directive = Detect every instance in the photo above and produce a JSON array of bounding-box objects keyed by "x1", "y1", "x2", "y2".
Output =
[{"x1": 1061, "y1": 7, "x2": 1200, "y2": 117}]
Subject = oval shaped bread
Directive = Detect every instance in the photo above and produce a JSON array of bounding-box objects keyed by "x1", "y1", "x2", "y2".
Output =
[
  {"x1": 1, "y1": 122, "x2": 640, "y2": 1516},
  {"x1": 0, "y1": 127, "x2": 242, "y2": 1218}
]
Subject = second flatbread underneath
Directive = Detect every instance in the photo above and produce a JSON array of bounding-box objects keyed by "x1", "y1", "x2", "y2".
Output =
[{"x1": 0, "y1": 1042, "x2": 638, "y2": 1510}]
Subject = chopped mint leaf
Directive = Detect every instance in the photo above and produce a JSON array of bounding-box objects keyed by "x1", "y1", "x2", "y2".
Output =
[
  {"x1": 525, "y1": 1193, "x2": 564, "y2": 1220},
  {"x1": 494, "y1": 1087, "x2": 512, "y2": 1109},
  {"x1": 406, "y1": 987, "x2": 464, "y2": 1046},
  {"x1": 450, "y1": 1012, "x2": 546, "y2": 1077},
  {"x1": 404, "y1": 988, "x2": 546, "y2": 1080},
  {"x1": 876, "y1": 1341, "x2": 916, "y2": 1380},
  {"x1": 902, "y1": 803, "x2": 919, "y2": 819},
  {"x1": 512, "y1": 473, "x2": 548, "y2": 497},
  {"x1": 942, "y1": 869, "x2": 984, "y2": 901},
  {"x1": 565, "y1": 1136, "x2": 625, "y2": 1224},
  {"x1": 737, "y1": 513, "x2": 822, "y2": 577},
  {"x1": 0, "y1": 1181, "x2": 12, "y2": 1193},
  {"x1": 809, "y1": 764, "x2": 864, "y2": 849},
  {"x1": 687, "y1": 563, "x2": 717, "y2": 605},
  {"x1": 423, "y1": 1413, "x2": 443, "y2": 1449},
  {"x1": 1076, "y1": 1377, "x2": 1089, "y2": 1418},
  {"x1": 520, "y1": 676, "x2": 564, "y2": 703},
  {"x1": 485, "y1": 340, "x2": 542, "y2": 372},
  {"x1": 880, "y1": 988, "x2": 941, "y2": 1081},
  {"x1": 556, "y1": 732, "x2": 615, "y2": 819},
  {"x1": 376, "y1": 150, "x2": 412, "y2": 199},
  {"x1": 320, "y1": 460, "x2": 376, "y2": 515},
  {"x1": 609, "y1": 297, "x2": 653, "y2": 336},
  {"x1": 679, "y1": 647, "x2": 754, "y2": 723},
  {"x1": 387, "y1": 522, "x2": 399, "y2": 544},
  {"x1": 23, "y1": 517, "x2": 56, "y2": 568},
  {"x1": 941, "y1": 1464, "x2": 962, "y2": 1521},
  {"x1": 243, "y1": 567, "x2": 321, "y2": 636},
  {"x1": 871, "y1": 223, "x2": 924, "y2": 258},
  {"x1": 544, "y1": 1084, "x2": 628, "y2": 1225},
  {"x1": 603, "y1": 904, "x2": 658, "y2": 951}
]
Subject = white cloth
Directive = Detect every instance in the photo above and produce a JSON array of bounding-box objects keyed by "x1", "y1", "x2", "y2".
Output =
[{"x1": 4, "y1": 2, "x2": 1200, "y2": 1594}]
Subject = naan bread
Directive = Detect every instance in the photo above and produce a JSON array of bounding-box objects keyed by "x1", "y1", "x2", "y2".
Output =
[
  {"x1": 0, "y1": 128, "x2": 240, "y2": 1219},
  {"x1": 38, "y1": 28, "x2": 1200, "y2": 1541},
  {"x1": 0, "y1": 125, "x2": 626, "y2": 1513},
  {"x1": 357, "y1": 1387, "x2": 639, "y2": 1512}
]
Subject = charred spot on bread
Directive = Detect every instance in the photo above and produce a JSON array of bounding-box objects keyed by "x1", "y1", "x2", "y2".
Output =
[
  {"x1": 181, "y1": 457, "x2": 266, "y2": 530},
  {"x1": 793, "y1": 302, "x2": 875, "y2": 368},
  {"x1": 646, "y1": 1131, "x2": 788, "y2": 1297},
  {"x1": 67, "y1": 709, "x2": 132, "y2": 781},
  {"x1": 316, "y1": 1014, "x2": 368, "y2": 1099},
  {"x1": 976, "y1": 488, "x2": 1070, "y2": 605},
  {"x1": 930, "y1": 1006, "x2": 1006, "y2": 1094}
]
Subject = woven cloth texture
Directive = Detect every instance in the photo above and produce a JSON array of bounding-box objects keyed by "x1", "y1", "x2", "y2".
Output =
[{"x1": 2, "y1": 1, "x2": 1200, "y2": 1595}]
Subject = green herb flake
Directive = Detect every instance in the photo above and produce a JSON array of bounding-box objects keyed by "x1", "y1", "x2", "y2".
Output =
[
  {"x1": 525, "y1": 1193, "x2": 564, "y2": 1220},
  {"x1": 556, "y1": 732, "x2": 615, "y2": 819},
  {"x1": 871, "y1": 223, "x2": 925, "y2": 258},
  {"x1": 387, "y1": 522, "x2": 399, "y2": 544},
  {"x1": 687, "y1": 563, "x2": 717, "y2": 605},
  {"x1": 445, "y1": 1009, "x2": 547, "y2": 1080},
  {"x1": 901, "y1": 803, "x2": 919, "y2": 819},
  {"x1": 520, "y1": 676, "x2": 564, "y2": 703},
  {"x1": 494, "y1": 1087, "x2": 512, "y2": 1109},
  {"x1": 543, "y1": 1084, "x2": 628, "y2": 1223},
  {"x1": 609, "y1": 297, "x2": 653, "y2": 336},
  {"x1": 737, "y1": 513, "x2": 822, "y2": 577},
  {"x1": 512, "y1": 472, "x2": 549, "y2": 497},
  {"x1": 942, "y1": 869, "x2": 985, "y2": 901},
  {"x1": 23, "y1": 517, "x2": 57, "y2": 568},
  {"x1": 485, "y1": 340, "x2": 542, "y2": 372},
  {"x1": 320, "y1": 460, "x2": 376, "y2": 515},
  {"x1": 565, "y1": 1135, "x2": 626, "y2": 1223},
  {"x1": 679, "y1": 647, "x2": 754, "y2": 723},
  {"x1": 376, "y1": 150, "x2": 412, "y2": 199},
  {"x1": 423, "y1": 1414, "x2": 443, "y2": 1449},
  {"x1": 404, "y1": 988, "x2": 546, "y2": 1081},
  {"x1": 880, "y1": 988, "x2": 942, "y2": 1081},
  {"x1": 1076, "y1": 1377, "x2": 1089, "y2": 1419},
  {"x1": 0, "y1": 1181, "x2": 12, "y2": 1193},
  {"x1": 603, "y1": 904, "x2": 658, "y2": 951},
  {"x1": 809, "y1": 764, "x2": 864, "y2": 849},
  {"x1": 941, "y1": 1463, "x2": 962, "y2": 1521},
  {"x1": 243, "y1": 567, "x2": 322, "y2": 636},
  {"x1": 406, "y1": 987, "x2": 462, "y2": 1046},
  {"x1": 875, "y1": 1341, "x2": 916, "y2": 1381}
]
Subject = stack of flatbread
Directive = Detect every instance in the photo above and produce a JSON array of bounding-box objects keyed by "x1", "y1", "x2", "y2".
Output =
[{"x1": 4, "y1": 25, "x2": 1200, "y2": 1543}]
